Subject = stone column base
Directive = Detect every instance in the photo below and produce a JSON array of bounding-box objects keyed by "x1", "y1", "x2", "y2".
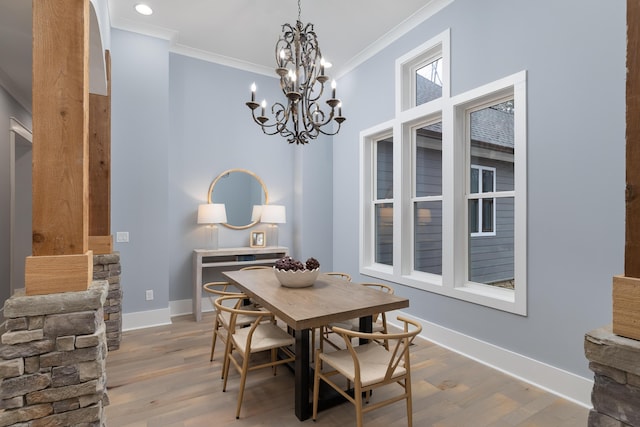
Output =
[
  {"x1": 0, "y1": 281, "x2": 109, "y2": 426},
  {"x1": 93, "y1": 252, "x2": 122, "y2": 351},
  {"x1": 585, "y1": 326, "x2": 640, "y2": 426}
]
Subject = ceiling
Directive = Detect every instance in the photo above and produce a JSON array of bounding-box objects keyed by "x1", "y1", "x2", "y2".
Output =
[{"x1": 0, "y1": 0, "x2": 449, "y2": 112}]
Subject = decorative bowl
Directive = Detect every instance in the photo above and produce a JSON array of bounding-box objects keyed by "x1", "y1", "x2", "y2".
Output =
[{"x1": 273, "y1": 267, "x2": 320, "y2": 288}]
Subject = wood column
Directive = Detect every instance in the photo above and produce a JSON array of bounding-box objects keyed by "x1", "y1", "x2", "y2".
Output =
[
  {"x1": 613, "y1": 0, "x2": 640, "y2": 339},
  {"x1": 89, "y1": 50, "x2": 113, "y2": 255},
  {"x1": 26, "y1": 0, "x2": 93, "y2": 295}
]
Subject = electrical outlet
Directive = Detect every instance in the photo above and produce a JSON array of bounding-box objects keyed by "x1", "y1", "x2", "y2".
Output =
[
  {"x1": 116, "y1": 231, "x2": 129, "y2": 243},
  {"x1": 145, "y1": 290, "x2": 154, "y2": 301}
]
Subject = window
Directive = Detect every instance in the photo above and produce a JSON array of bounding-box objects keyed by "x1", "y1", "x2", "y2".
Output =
[
  {"x1": 375, "y1": 136, "x2": 393, "y2": 266},
  {"x1": 469, "y1": 165, "x2": 496, "y2": 236},
  {"x1": 361, "y1": 29, "x2": 527, "y2": 315},
  {"x1": 413, "y1": 121, "x2": 443, "y2": 276},
  {"x1": 396, "y1": 30, "x2": 449, "y2": 113}
]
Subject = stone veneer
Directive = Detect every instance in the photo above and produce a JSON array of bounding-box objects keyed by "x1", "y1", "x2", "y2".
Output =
[
  {"x1": 93, "y1": 253, "x2": 122, "y2": 351},
  {"x1": 585, "y1": 326, "x2": 640, "y2": 427},
  {"x1": 0, "y1": 281, "x2": 109, "y2": 427}
]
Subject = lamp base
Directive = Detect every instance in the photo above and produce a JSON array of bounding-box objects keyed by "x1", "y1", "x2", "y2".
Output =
[
  {"x1": 268, "y1": 224, "x2": 279, "y2": 247},
  {"x1": 208, "y1": 225, "x2": 219, "y2": 250}
]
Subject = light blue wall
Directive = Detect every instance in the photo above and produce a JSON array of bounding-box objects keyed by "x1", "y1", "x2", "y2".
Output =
[
  {"x1": 332, "y1": 0, "x2": 625, "y2": 378},
  {"x1": 111, "y1": 37, "x2": 334, "y2": 309},
  {"x1": 111, "y1": 30, "x2": 171, "y2": 313}
]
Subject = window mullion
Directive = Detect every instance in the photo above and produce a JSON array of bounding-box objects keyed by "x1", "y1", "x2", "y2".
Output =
[{"x1": 441, "y1": 100, "x2": 457, "y2": 289}]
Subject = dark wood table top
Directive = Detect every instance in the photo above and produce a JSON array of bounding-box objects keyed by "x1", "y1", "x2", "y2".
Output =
[{"x1": 222, "y1": 268, "x2": 409, "y2": 330}]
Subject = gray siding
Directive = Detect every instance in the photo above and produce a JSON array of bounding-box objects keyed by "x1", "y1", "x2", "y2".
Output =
[{"x1": 469, "y1": 155, "x2": 514, "y2": 284}]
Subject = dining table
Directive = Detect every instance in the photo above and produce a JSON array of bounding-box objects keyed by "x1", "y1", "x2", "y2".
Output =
[{"x1": 222, "y1": 268, "x2": 410, "y2": 421}]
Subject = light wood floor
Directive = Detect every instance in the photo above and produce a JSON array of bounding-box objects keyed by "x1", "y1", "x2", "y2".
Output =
[{"x1": 105, "y1": 313, "x2": 589, "y2": 426}]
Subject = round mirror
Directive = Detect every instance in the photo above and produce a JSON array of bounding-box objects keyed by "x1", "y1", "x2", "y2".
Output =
[{"x1": 207, "y1": 168, "x2": 268, "y2": 230}]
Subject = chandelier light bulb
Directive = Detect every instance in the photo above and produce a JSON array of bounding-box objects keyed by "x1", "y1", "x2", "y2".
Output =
[{"x1": 251, "y1": 83, "x2": 256, "y2": 102}]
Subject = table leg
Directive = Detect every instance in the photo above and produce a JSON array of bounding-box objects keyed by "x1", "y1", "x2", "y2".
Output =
[
  {"x1": 359, "y1": 315, "x2": 372, "y2": 345},
  {"x1": 294, "y1": 328, "x2": 310, "y2": 421},
  {"x1": 193, "y1": 253, "x2": 202, "y2": 322}
]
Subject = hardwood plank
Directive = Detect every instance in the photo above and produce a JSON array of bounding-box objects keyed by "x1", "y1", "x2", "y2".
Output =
[{"x1": 105, "y1": 314, "x2": 588, "y2": 426}]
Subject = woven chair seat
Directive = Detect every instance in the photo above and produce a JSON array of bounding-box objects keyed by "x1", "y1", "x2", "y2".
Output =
[
  {"x1": 319, "y1": 342, "x2": 406, "y2": 387},
  {"x1": 232, "y1": 322, "x2": 295, "y2": 354}
]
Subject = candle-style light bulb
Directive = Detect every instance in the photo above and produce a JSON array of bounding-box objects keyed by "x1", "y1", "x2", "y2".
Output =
[
  {"x1": 251, "y1": 82, "x2": 256, "y2": 102},
  {"x1": 320, "y1": 58, "x2": 325, "y2": 76},
  {"x1": 338, "y1": 101, "x2": 342, "y2": 116},
  {"x1": 331, "y1": 80, "x2": 336, "y2": 98},
  {"x1": 261, "y1": 99, "x2": 266, "y2": 116},
  {"x1": 279, "y1": 49, "x2": 286, "y2": 67}
]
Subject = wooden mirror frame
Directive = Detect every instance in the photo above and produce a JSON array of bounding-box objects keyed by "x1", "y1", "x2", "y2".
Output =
[{"x1": 207, "y1": 168, "x2": 268, "y2": 230}]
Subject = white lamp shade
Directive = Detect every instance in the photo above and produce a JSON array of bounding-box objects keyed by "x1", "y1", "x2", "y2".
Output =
[
  {"x1": 260, "y1": 204, "x2": 286, "y2": 224},
  {"x1": 251, "y1": 205, "x2": 263, "y2": 222},
  {"x1": 197, "y1": 203, "x2": 227, "y2": 224}
]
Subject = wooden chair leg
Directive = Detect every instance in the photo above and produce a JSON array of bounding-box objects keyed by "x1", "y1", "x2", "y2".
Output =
[
  {"x1": 235, "y1": 355, "x2": 250, "y2": 419},
  {"x1": 312, "y1": 351, "x2": 321, "y2": 421},
  {"x1": 210, "y1": 320, "x2": 219, "y2": 361},
  {"x1": 405, "y1": 378, "x2": 413, "y2": 427},
  {"x1": 271, "y1": 348, "x2": 277, "y2": 375},
  {"x1": 355, "y1": 382, "x2": 363, "y2": 427},
  {"x1": 222, "y1": 337, "x2": 233, "y2": 386}
]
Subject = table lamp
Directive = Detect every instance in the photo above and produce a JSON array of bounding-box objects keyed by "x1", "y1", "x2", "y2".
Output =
[
  {"x1": 197, "y1": 203, "x2": 227, "y2": 249},
  {"x1": 251, "y1": 205, "x2": 263, "y2": 222},
  {"x1": 260, "y1": 204, "x2": 286, "y2": 247}
]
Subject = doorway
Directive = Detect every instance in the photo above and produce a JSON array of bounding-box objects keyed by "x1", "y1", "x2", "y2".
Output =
[{"x1": 9, "y1": 117, "x2": 32, "y2": 301}]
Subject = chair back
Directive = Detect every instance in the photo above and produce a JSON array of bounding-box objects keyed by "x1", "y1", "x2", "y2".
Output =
[
  {"x1": 332, "y1": 316, "x2": 421, "y2": 385},
  {"x1": 214, "y1": 295, "x2": 273, "y2": 336},
  {"x1": 203, "y1": 282, "x2": 246, "y2": 309},
  {"x1": 360, "y1": 282, "x2": 394, "y2": 323},
  {"x1": 239, "y1": 265, "x2": 272, "y2": 270},
  {"x1": 326, "y1": 272, "x2": 352, "y2": 281}
]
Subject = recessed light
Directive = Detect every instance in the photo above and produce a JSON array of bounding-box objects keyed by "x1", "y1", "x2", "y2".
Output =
[{"x1": 134, "y1": 4, "x2": 153, "y2": 16}]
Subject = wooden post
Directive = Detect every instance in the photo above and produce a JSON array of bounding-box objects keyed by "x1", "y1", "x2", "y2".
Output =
[
  {"x1": 27, "y1": 0, "x2": 92, "y2": 295},
  {"x1": 89, "y1": 50, "x2": 113, "y2": 255},
  {"x1": 613, "y1": 0, "x2": 640, "y2": 339}
]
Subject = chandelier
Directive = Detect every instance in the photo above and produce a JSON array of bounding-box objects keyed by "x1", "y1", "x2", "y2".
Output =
[{"x1": 246, "y1": 0, "x2": 346, "y2": 145}]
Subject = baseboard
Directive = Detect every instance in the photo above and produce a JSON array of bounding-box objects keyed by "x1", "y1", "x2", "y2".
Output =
[
  {"x1": 122, "y1": 307, "x2": 172, "y2": 331},
  {"x1": 389, "y1": 310, "x2": 593, "y2": 409},
  {"x1": 122, "y1": 301, "x2": 594, "y2": 408},
  {"x1": 169, "y1": 298, "x2": 214, "y2": 317}
]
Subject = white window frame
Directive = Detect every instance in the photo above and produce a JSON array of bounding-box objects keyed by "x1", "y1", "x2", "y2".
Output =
[
  {"x1": 360, "y1": 27, "x2": 527, "y2": 315},
  {"x1": 469, "y1": 164, "x2": 497, "y2": 237}
]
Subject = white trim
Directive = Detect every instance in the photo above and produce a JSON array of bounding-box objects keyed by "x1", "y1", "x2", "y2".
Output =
[
  {"x1": 391, "y1": 311, "x2": 593, "y2": 409},
  {"x1": 169, "y1": 297, "x2": 215, "y2": 317},
  {"x1": 170, "y1": 44, "x2": 277, "y2": 78},
  {"x1": 122, "y1": 307, "x2": 172, "y2": 331}
]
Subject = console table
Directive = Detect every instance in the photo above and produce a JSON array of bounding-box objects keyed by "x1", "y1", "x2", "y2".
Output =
[{"x1": 192, "y1": 246, "x2": 288, "y2": 321}]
